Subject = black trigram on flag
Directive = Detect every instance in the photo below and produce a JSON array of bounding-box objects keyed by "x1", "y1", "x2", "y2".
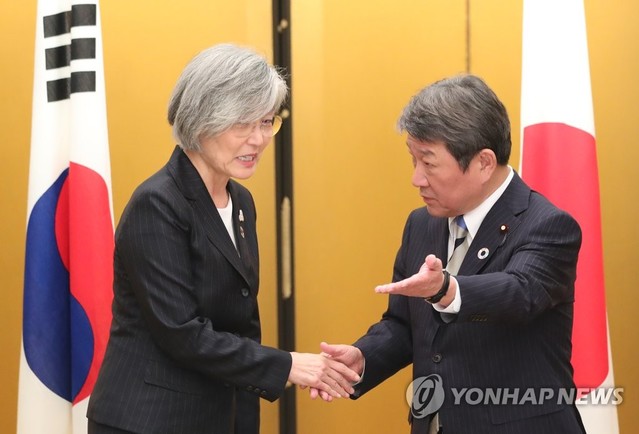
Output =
[{"x1": 43, "y1": 4, "x2": 97, "y2": 102}]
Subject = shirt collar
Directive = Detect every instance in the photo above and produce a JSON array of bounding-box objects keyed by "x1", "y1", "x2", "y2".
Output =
[{"x1": 448, "y1": 166, "x2": 514, "y2": 241}]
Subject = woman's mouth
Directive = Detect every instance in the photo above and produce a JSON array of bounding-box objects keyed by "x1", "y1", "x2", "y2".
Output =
[{"x1": 237, "y1": 154, "x2": 256, "y2": 162}]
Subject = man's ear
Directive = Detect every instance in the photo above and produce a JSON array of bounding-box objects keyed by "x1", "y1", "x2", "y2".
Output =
[{"x1": 477, "y1": 148, "x2": 497, "y2": 179}]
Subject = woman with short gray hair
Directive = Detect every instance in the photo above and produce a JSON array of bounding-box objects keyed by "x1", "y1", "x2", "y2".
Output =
[{"x1": 87, "y1": 44, "x2": 359, "y2": 434}]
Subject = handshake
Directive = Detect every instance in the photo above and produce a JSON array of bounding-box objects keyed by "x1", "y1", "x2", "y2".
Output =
[
  {"x1": 288, "y1": 342, "x2": 365, "y2": 401},
  {"x1": 284, "y1": 261, "x2": 441, "y2": 401}
]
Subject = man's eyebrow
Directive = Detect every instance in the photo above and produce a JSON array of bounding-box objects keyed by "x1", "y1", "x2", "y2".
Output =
[{"x1": 406, "y1": 142, "x2": 435, "y2": 157}]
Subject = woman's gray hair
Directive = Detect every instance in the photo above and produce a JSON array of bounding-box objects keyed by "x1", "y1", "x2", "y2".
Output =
[
  {"x1": 168, "y1": 44, "x2": 288, "y2": 151},
  {"x1": 397, "y1": 74, "x2": 511, "y2": 171}
]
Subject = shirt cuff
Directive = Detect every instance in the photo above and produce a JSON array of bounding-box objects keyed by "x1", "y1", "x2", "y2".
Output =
[{"x1": 352, "y1": 358, "x2": 366, "y2": 386}]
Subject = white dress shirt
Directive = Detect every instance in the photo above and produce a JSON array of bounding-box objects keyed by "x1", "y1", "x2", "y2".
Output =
[{"x1": 433, "y1": 166, "x2": 514, "y2": 314}]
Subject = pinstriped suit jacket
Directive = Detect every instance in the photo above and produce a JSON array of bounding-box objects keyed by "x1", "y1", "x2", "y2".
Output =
[
  {"x1": 87, "y1": 146, "x2": 291, "y2": 434},
  {"x1": 353, "y1": 172, "x2": 587, "y2": 434}
]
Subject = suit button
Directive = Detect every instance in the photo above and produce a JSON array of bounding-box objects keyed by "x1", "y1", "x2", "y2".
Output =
[
  {"x1": 432, "y1": 353, "x2": 442, "y2": 363},
  {"x1": 247, "y1": 385, "x2": 254, "y2": 391},
  {"x1": 241, "y1": 288, "x2": 250, "y2": 297}
]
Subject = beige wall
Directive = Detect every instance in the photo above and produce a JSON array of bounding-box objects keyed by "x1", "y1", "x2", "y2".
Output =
[
  {"x1": 1, "y1": 1, "x2": 637, "y2": 433},
  {"x1": 292, "y1": 0, "x2": 639, "y2": 432}
]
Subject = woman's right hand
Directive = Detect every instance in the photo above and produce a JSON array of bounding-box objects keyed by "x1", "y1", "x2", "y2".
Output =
[{"x1": 288, "y1": 352, "x2": 360, "y2": 399}]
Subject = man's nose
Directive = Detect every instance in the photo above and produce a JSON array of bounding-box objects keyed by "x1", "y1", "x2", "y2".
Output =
[{"x1": 411, "y1": 167, "x2": 428, "y2": 188}]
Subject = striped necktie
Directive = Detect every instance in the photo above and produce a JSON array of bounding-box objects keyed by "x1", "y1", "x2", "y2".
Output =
[{"x1": 446, "y1": 216, "x2": 469, "y2": 275}]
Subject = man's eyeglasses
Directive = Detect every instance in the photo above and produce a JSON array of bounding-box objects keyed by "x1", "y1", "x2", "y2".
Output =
[{"x1": 231, "y1": 115, "x2": 283, "y2": 138}]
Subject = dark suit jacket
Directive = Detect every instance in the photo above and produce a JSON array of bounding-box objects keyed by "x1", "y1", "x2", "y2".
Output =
[
  {"x1": 87, "y1": 146, "x2": 291, "y2": 434},
  {"x1": 353, "y1": 173, "x2": 586, "y2": 434}
]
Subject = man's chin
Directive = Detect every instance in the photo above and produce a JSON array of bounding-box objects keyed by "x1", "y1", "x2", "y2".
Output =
[{"x1": 425, "y1": 205, "x2": 452, "y2": 218}]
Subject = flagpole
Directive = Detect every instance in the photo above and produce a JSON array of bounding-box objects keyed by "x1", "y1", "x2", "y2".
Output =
[
  {"x1": 19, "y1": 2, "x2": 113, "y2": 433},
  {"x1": 520, "y1": 1, "x2": 619, "y2": 432}
]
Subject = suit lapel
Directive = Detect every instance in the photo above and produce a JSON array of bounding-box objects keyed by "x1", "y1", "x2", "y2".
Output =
[
  {"x1": 431, "y1": 217, "x2": 449, "y2": 266},
  {"x1": 228, "y1": 181, "x2": 258, "y2": 290},
  {"x1": 460, "y1": 212, "x2": 519, "y2": 275},
  {"x1": 406, "y1": 209, "x2": 449, "y2": 275},
  {"x1": 458, "y1": 172, "x2": 529, "y2": 275},
  {"x1": 167, "y1": 146, "x2": 252, "y2": 286}
]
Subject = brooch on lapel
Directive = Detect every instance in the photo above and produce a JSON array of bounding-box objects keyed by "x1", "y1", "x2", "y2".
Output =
[
  {"x1": 477, "y1": 247, "x2": 490, "y2": 260},
  {"x1": 477, "y1": 224, "x2": 510, "y2": 260},
  {"x1": 498, "y1": 223, "x2": 509, "y2": 247},
  {"x1": 239, "y1": 209, "x2": 245, "y2": 238}
]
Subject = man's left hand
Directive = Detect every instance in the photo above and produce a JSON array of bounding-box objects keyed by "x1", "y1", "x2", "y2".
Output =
[{"x1": 374, "y1": 254, "x2": 445, "y2": 298}]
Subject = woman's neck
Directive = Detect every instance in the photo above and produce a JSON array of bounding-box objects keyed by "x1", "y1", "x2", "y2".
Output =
[{"x1": 184, "y1": 149, "x2": 230, "y2": 208}]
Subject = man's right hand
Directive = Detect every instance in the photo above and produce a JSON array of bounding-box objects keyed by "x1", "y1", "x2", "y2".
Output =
[
  {"x1": 305, "y1": 342, "x2": 365, "y2": 402},
  {"x1": 288, "y1": 350, "x2": 360, "y2": 399}
]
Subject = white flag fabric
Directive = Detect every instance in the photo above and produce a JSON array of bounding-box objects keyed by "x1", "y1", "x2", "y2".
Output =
[
  {"x1": 520, "y1": 0, "x2": 620, "y2": 433},
  {"x1": 18, "y1": 1, "x2": 114, "y2": 432}
]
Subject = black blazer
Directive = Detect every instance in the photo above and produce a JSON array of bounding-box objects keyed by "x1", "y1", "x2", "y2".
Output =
[
  {"x1": 353, "y1": 173, "x2": 586, "y2": 434},
  {"x1": 87, "y1": 147, "x2": 291, "y2": 434}
]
